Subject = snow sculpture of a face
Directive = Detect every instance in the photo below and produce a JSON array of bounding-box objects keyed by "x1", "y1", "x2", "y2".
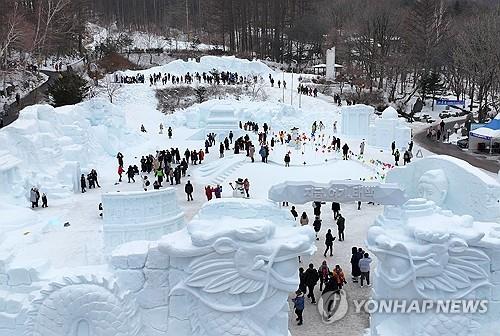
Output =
[
  {"x1": 416, "y1": 169, "x2": 448, "y2": 206},
  {"x1": 159, "y1": 199, "x2": 316, "y2": 336}
]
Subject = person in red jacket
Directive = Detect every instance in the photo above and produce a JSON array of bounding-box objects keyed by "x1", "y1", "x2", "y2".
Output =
[
  {"x1": 205, "y1": 185, "x2": 214, "y2": 201},
  {"x1": 118, "y1": 165, "x2": 124, "y2": 182},
  {"x1": 199, "y1": 149, "x2": 205, "y2": 163}
]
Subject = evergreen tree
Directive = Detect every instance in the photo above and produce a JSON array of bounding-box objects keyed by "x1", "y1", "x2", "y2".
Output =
[
  {"x1": 48, "y1": 72, "x2": 89, "y2": 107},
  {"x1": 419, "y1": 72, "x2": 445, "y2": 110}
]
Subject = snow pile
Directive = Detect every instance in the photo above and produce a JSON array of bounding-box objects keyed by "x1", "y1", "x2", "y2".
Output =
[
  {"x1": 167, "y1": 99, "x2": 340, "y2": 133},
  {"x1": 0, "y1": 99, "x2": 135, "y2": 198},
  {"x1": 124, "y1": 56, "x2": 275, "y2": 77}
]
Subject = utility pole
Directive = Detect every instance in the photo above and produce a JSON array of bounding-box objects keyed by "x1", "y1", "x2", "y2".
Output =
[
  {"x1": 186, "y1": 0, "x2": 190, "y2": 41},
  {"x1": 282, "y1": 70, "x2": 285, "y2": 103}
]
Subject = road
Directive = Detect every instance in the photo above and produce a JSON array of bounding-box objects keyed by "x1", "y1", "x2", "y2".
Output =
[
  {"x1": 413, "y1": 119, "x2": 500, "y2": 173},
  {"x1": 1, "y1": 70, "x2": 59, "y2": 127}
]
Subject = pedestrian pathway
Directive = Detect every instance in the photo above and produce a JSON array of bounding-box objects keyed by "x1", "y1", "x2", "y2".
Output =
[{"x1": 1, "y1": 70, "x2": 59, "y2": 128}]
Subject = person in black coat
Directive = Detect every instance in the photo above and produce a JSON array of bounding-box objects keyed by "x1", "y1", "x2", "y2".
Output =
[
  {"x1": 219, "y1": 142, "x2": 225, "y2": 158},
  {"x1": 290, "y1": 206, "x2": 298, "y2": 220},
  {"x1": 313, "y1": 201, "x2": 322, "y2": 218},
  {"x1": 298, "y1": 267, "x2": 307, "y2": 294},
  {"x1": 304, "y1": 263, "x2": 319, "y2": 304},
  {"x1": 80, "y1": 174, "x2": 87, "y2": 193},
  {"x1": 331, "y1": 202, "x2": 341, "y2": 219},
  {"x1": 336, "y1": 214, "x2": 345, "y2": 241},
  {"x1": 313, "y1": 216, "x2": 322, "y2": 240},
  {"x1": 185, "y1": 180, "x2": 194, "y2": 201},
  {"x1": 324, "y1": 229, "x2": 335, "y2": 257},
  {"x1": 351, "y1": 246, "x2": 362, "y2": 283}
]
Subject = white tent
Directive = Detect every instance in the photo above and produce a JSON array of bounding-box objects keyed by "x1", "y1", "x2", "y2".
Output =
[{"x1": 469, "y1": 114, "x2": 500, "y2": 154}]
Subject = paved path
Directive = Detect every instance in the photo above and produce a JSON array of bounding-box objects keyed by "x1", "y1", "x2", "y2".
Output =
[
  {"x1": 413, "y1": 119, "x2": 500, "y2": 173},
  {"x1": 1, "y1": 70, "x2": 59, "y2": 127}
]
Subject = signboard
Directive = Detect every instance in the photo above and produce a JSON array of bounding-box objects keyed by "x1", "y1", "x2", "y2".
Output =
[
  {"x1": 268, "y1": 180, "x2": 407, "y2": 205},
  {"x1": 436, "y1": 99, "x2": 465, "y2": 106}
]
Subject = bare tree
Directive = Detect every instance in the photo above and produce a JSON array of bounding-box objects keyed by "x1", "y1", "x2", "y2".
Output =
[
  {"x1": 0, "y1": 1, "x2": 24, "y2": 69},
  {"x1": 103, "y1": 75, "x2": 122, "y2": 104},
  {"x1": 454, "y1": 10, "x2": 500, "y2": 122}
]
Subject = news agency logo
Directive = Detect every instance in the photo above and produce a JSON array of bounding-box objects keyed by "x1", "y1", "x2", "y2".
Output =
[
  {"x1": 318, "y1": 294, "x2": 489, "y2": 324},
  {"x1": 317, "y1": 290, "x2": 348, "y2": 323}
]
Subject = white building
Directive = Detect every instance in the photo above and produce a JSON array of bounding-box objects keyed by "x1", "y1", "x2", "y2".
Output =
[
  {"x1": 368, "y1": 106, "x2": 411, "y2": 150},
  {"x1": 341, "y1": 104, "x2": 373, "y2": 139}
]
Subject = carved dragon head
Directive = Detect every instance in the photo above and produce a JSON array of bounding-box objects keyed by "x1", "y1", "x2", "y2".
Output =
[
  {"x1": 159, "y1": 200, "x2": 316, "y2": 313},
  {"x1": 367, "y1": 209, "x2": 491, "y2": 300}
]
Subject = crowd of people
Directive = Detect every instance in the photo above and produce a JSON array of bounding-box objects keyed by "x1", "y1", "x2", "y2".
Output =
[
  {"x1": 291, "y1": 200, "x2": 373, "y2": 326},
  {"x1": 117, "y1": 69, "x2": 264, "y2": 87}
]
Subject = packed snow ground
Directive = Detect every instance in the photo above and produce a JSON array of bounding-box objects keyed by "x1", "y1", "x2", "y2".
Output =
[{"x1": 0, "y1": 56, "x2": 437, "y2": 335}]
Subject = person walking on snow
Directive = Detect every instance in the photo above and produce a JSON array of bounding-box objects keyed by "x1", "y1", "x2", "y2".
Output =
[
  {"x1": 185, "y1": 180, "x2": 194, "y2": 201},
  {"x1": 30, "y1": 187, "x2": 37, "y2": 208},
  {"x1": 359, "y1": 253, "x2": 372, "y2": 287},
  {"x1": 80, "y1": 174, "x2": 87, "y2": 193},
  {"x1": 318, "y1": 260, "x2": 330, "y2": 291},
  {"x1": 351, "y1": 247, "x2": 362, "y2": 283},
  {"x1": 291, "y1": 206, "x2": 298, "y2": 220},
  {"x1": 391, "y1": 141, "x2": 396, "y2": 155},
  {"x1": 324, "y1": 229, "x2": 335, "y2": 257},
  {"x1": 41, "y1": 193, "x2": 48, "y2": 208},
  {"x1": 313, "y1": 216, "x2": 322, "y2": 240},
  {"x1": 342, "y1": 143, "x2": 349, "y2": 160},
  {"x1": 304, "y1": 263, "x2": 319, "y2": 304},
  {"x1": 243, "y1": 178, "x2": 250, "y2": 198},
  {"x1": 118, "y1": 165, "x2": 124, "y2": 182},
  {"x1": 394, "y1": 149, "x2": 400, "y2": 166},
  {"x1": 360, "y1": 140, "x2": 365, "y2": 156},
  {"x1": 299, "y1": 212, "x2": 309, "y2": 226},
  {"x1": 332, "y1": 202, "x2": 341, "y2": 219},
  {"x1": 205, "y1": 185, "x2": 214, "y2": 201},
  {"x1": 292, "y1": 290, "x2": 304, "y2": 325},
  {"x1": 336, "y1": 213, "x2": 345, "y2": 241},
  {"x1": 284, "y1": 153, "x2": 291, "y2": 167}
]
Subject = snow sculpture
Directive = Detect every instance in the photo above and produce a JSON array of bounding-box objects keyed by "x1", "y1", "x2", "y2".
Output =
[
  {"x1": 0, "y1": 150, "x2": 22, "y2": 196},
  {"x1": 157, "y1": 199, "x2": 316, "y2": 336},
  {"x1": 368, "y1": 106, "x2": 411, "y2": 150},
  {"x1": 103, "y1": 188, "x2": 184, "y2": 253},
  {"x1": 268, "y1": 180, "x2": 407, "y2": 205},
  {"x1": 368, "y1": 156, "x2": 500, "y2": 336},
  {"x1": 386, "y1": 155, "x2": 500, "y2": 221},
  {"x1": 204, "y1": 104, "x2": 241, "y2": 141},
  {"x1": 26, "y1": 275, "x2": 142, "y2": 336},
  {"x1": 0, "y1": 99, "x2": 132, "y2": 198},
  {"x1": 341, "y1": 104, "x2": 373, "y2": 139}
]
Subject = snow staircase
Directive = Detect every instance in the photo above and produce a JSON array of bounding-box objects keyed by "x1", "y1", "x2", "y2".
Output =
[
  {"x1": 193, "y1": 154, "x2": 247, "y2": 185},
  {"x1": 211, "y1": 160, "x2": 246, "y2": 185}
]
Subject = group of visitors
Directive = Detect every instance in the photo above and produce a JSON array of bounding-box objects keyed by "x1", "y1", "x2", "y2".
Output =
[
  {"x1": 29, "y1": 187, "x2": 47, "y2": 209},
  {"x1": 290, "y1": 199, "x2": 372, "y2": 326}
]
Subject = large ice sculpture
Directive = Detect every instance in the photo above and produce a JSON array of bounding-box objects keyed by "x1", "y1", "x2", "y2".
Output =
[
  {"x1": 0, "y1": 99, "x2": 133, "y2": 198},
  {"x1": 19, "y1": 199, "x2": 314, "y2": 336},
  {"x1": 368, "y1": 156, "x2": 500, "y2": 336},
  {"x1": 341, "y1": 104, "x2": 373, "y2": 139},
  {"x1": 159, "y1": 199, "x2": 315, "y2": 336},
  {"x1": 386, "y1": 155, "x2": 500, "y2": 221},
  {"x1": 103, "y1": 188, "x2": 184, "y2": 253},
  {"x1": 368, "y1": 106, "x2": 411, "y2": 150}
]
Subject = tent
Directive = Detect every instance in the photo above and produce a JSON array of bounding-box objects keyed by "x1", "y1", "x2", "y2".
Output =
[{"x1": 469, "y1": 115, "x2": 500, "y2": 154}]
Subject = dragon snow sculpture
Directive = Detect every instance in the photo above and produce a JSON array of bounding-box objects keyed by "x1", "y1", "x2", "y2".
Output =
[
  {"x1": 367, "y1": 156, "x2": 500, "y2": 336},
  {"x1": 159, "y1": 199, "x2": 316, "y2": 336}
]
